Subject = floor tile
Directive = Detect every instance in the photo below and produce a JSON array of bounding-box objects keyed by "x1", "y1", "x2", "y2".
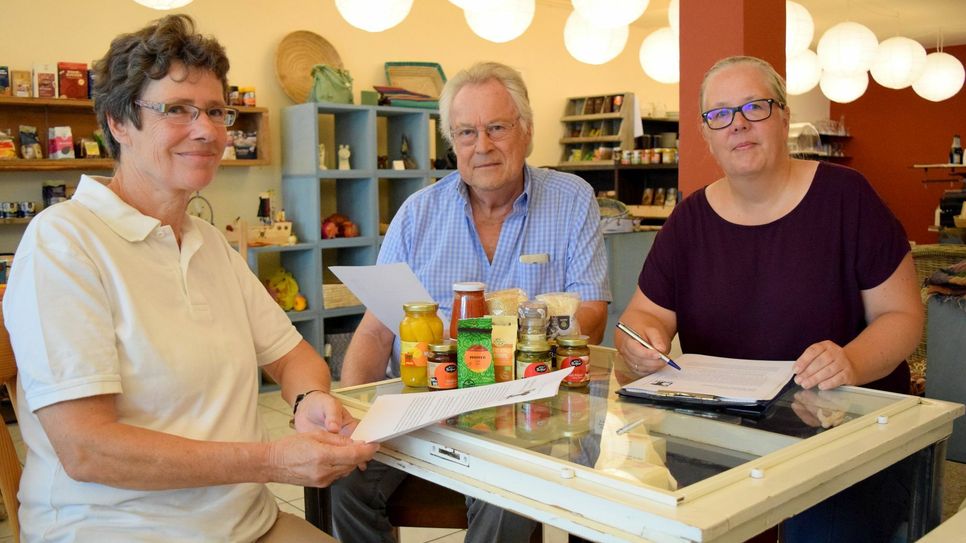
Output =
[
  {"x1": 277, "y1": 500, "x2": 305, "y2": 518},
  {"x1": 258, "y1": 391, "x2": 289, "y2": 414},
  {"x1": 267, "y1": 482, "x2": 304, "y2": 503},
  {"x1": 260, "y1": 409, "x2": 293, "y2": 431},
  {"x1": 426, "y1": 529, "x2": 466, "y2": 543},
  {"x1": 267, "y1": 425, "x2": 296, "y2": 440},
  {"x1": 398, "y1": 527, "x2": 462, "y2": 543},
  {"x1": 287, "y1": 497, "x2": 305, "y2": 511}
]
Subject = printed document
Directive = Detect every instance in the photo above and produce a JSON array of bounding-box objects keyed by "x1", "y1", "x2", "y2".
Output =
[
  {"x1": 329, "y1": 263, "x2": 438, "y2": 332},
  {"x1": 622, "y1": 354, "x2": 795, "y2": 404},
  {"x1": 351, "y1": 367, "x2": 574, "y2": 443}
]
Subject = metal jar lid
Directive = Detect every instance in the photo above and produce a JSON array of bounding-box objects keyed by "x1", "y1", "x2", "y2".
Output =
[
  {"x1": 557, "y1": 335, "x2": 589, "y2": 347},
  {"x1": 429, "y1": 341, "x2": 457, "y2": 353},
  {"x1": 402, "y1": 301, "x2": 439, "y2": 313},
  {"x1": 452, "y1": 281, "x2": 485, "y2": 292},
  {"x1": 517, "y1": 341, "x2": 551, "y2": 353}
]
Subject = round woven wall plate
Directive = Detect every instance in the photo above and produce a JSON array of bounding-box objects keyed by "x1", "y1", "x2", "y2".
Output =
[{"x1": 275, "y1": 31, "x2": 343, "y2": 103}]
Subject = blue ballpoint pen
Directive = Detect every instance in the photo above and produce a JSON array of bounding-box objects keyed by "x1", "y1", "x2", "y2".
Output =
[{"x1": 616, "y1": 321, "x2": 682, "y2": 370}]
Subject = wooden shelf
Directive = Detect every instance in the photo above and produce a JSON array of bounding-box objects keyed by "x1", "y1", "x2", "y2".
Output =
[{"x1": 0, "y1": 218, "x2": 31, "y2": 225}]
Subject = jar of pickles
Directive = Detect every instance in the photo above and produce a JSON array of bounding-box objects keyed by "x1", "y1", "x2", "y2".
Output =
[
  {"x1": 515, "y1": 340, "x2": 551, "y2": 379},
  {"x1": 399, "y1": 302, "x2": 444, "y2": 387},
  {"x1": 450, "y1": 282, "x2": 487, "y2": 340},
  {"x1": 427, "y1": 341, "x2": 458, "y2": 390},
  {"x1": 556, "y1": 335, "x2": 590, "y2": 387}
]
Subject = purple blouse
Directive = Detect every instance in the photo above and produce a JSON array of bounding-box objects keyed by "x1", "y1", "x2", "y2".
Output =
[{"x1": 639, "y1": 162, "x2": 910, "y2": 393}]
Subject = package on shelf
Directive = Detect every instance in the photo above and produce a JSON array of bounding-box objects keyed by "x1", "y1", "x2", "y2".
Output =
[
  {"x1": 11, "y1": 70, "x2": 31, "y2": 98},
  {"x1": 0, "y1": 67, "x2": 9, "y2": 96},
  {"x1": 229, "y1": 129, "x2": 257, "y2": 159},
  {"x1": 18, "y1": 125, "x2": 42, "y2": 159},
  {"x1": 57, "y1": 62, "x2": 88, "y2": 100},
  {"x1": 32, "y1": 64, "x2": 57, "y2": 98},
  {"x1": 48, "y1": 126, "x2": 75, "y2": 159},
  {"x1": 0, "y1": 131, "x2": 15, "y2": 160},
  {"x1": 322, "y1": 283, "x2": 361, "y2": 309}
]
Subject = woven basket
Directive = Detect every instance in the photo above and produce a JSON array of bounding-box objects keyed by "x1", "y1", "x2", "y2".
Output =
[
  {"x1": 910, "y1": 244, "x2": 966, "y2": 385},
  {"x1": 275, "y1": 31, "x2": 343, "y2": 103},
  {"x1": 323, "y1": 283, "x2": 361, "y2": 309}
]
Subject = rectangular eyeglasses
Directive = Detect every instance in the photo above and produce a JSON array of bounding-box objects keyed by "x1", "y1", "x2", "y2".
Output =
[
  {"x1": 450, "y1": 118, "x2": 519, "y2": 146},
  {"x1": 135, "y1": 100, "x2": 238, "y2": 127},
  {"x1": 701, "y1": 98, "x2": 784, "y2": 130}
]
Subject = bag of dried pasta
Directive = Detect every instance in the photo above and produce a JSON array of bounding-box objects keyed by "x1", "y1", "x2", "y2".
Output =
[{"x1": 536, "y1": 292, "x2": 581, "y2": 340}]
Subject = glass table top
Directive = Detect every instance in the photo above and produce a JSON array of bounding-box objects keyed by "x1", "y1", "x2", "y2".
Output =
[{"x1": 334, "y1": 346, "x2": 913, "y2": 496}]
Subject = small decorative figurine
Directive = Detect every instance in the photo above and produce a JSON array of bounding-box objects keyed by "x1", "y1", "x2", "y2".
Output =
[
  {"x1": 338, "y1": 144, "x2": 351, "y2": 170},
  {"x1": 400, "y1": 135, "x2": 418, "y2": 169},
  {"x1": 318, "y1": 143, "x2": 327, "y2": 169}
]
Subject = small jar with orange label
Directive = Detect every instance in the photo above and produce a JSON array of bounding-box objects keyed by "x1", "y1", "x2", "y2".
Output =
[
  {"x1": 515, "y1": 341, "x2": 552, "y2": 379},
  {"x1": 399, "y1": 302, "x2": 443, "y2": 387},
  {"x1": 556, "y1": 334, "x2": 590, "y2": 387},
  {"x1": 427, "y1": 341, "x2": 458, "y2": 390}
]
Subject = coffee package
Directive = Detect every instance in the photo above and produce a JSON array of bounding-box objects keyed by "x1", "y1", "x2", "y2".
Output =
[{"x1": 456, "y1": 316, "x2": 494, "y2": 388}]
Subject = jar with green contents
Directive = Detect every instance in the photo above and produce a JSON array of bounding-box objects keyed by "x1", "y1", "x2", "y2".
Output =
[
  {"x1": 399, "y1": 302, "x2": 443, "y2": 387},
  {"x1": 515, "y1": 341, "x2": 551, "y2": 379},
  {"x1": 556, "y1": 335, "x2": 590, "y2": 387}
]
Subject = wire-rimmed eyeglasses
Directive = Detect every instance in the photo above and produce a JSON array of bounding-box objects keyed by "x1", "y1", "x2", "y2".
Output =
[
  {"x1": 701, "y1": 98, "x2": 784, "y2": 130},
  {"x1": 450, "y1": 118, "x2": 519, "y2": 146},
  {"x1": 135, "y1": 100, "x2": 238, "y2": 127}
]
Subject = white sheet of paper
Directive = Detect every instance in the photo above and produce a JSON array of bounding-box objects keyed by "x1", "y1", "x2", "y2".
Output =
[
  {"x1": 623, "y1": 354, "x2": 794, "y2": 403},
  {"x1": 351, "y1": 367, "x2": 574, "y2": 443},
  {"x1": 329, "y1": 263, "x2": 437, "y2": 332}
]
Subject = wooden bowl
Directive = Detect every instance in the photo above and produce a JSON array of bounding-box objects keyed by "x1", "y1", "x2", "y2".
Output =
[{"x1": 275, "y1": 31, "x2": 343, "y2": 103}]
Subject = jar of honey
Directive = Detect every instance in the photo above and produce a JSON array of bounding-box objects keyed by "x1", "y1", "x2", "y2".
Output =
[
  {"x1": 399, "y1": 302, "x2": 443, "y2": 387},
  {"x1": 427, "y1": 341, "x2": 458, "y2": 390},
  {"x1": 450, "y1": 282, "x2": 486, "y2": 340},
  {"x1": 556, "y1": 335, "x2": 590, "y2": 387}
]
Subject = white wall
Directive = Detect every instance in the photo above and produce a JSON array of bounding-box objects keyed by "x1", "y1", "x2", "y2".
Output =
[{"x1": 0, "y1": 0, "x2": 688, "y2": 252}]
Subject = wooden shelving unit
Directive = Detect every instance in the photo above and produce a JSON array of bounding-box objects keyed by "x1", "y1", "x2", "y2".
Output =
[{"x1": 558, "y1": 93, "x2": 636, "y2": 166}]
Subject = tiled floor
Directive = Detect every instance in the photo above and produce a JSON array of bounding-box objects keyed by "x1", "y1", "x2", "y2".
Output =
[
  {"x1": 0, "y1": 390, "x2": 463, "y2": 543},
  {"x1": 3, "y1": 390, "x2": 963, "y2": 542}
]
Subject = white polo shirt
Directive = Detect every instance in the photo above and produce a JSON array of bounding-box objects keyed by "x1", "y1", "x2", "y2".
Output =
[{"x1": 4, "y1": 175, "x2": 302, "y2": 542}]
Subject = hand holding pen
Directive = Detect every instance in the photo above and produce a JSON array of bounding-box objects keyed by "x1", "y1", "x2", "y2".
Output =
[{"x1": 616, "y1": 321, "x2": 681, "y2": 371}]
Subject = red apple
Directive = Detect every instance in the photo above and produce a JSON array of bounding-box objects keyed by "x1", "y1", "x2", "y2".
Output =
[
  {"x1": 340, "y1": 220, "x2": 359, "y2": 238},
  {"x1": 322, "y1": 219, "x2": 339, "y2": 239}
]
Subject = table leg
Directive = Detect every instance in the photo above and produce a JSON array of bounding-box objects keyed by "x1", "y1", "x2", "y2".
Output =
[
  {"x1": 908, "y1": 439, "x2": 948, "y2": 539},
  {"x1": 304, "y1": 486, "x2": 333, "y2": 534}
]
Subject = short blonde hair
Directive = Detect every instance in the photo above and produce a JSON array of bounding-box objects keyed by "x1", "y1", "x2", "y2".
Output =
[
  {"x1": 699, "y1": 56, "x2": 787, "y2": 112},
  {"x1": 438, "y1": 61, "x2": 533, "y2": 155}
]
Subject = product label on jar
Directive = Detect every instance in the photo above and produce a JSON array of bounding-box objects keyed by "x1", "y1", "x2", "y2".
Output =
[
  {"x1": 400, "y1": 340, "x2": 429, "y2": 368},
  {"x1": 428, "y1": 360, "x2": 458, "y2": 389},
  {"x1": 516, "y1": 361, "x2": 550, "y2": 379},
  {"x1": 560, "y1": 355, "x2": 589, "y2": 383}
]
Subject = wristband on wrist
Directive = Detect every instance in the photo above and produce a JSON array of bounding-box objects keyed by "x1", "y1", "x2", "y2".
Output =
[{"x1": 293, "y1": 389, "x2": 324, "y2": 415}]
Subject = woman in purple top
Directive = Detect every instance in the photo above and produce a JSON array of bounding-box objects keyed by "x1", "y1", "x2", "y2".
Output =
[{"x1": 617, "y1": 56, "x2": 923, "y2": 543}]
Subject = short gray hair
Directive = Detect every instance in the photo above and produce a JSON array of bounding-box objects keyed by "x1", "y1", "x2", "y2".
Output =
[
  {"x1": 438, "y1": 61, "x2": 533, "y2": 155},
  {"x1": 699, "y1": 56, "x2": 787, "y2": 112}
]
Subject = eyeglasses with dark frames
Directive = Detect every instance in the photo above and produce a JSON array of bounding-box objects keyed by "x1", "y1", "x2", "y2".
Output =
[
  {"x1": 450, "y1": 118, "x2": 520, "y2": 146},
  {"x1": 701, "y1": 98, "x2": 784, "y2": 130},
  {"x1": 135, "y1": 100, "x2": 238, "y2": 127}
]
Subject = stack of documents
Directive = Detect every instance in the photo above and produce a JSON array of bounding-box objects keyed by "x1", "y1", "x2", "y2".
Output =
[{"x1": 619, "y1": 354, "x2": 795, "y2": 408}]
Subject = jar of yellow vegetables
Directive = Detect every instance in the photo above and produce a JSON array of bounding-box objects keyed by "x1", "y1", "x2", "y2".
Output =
[{"x1": 399, "y1": 302, "x2": 444, "y2": 387}]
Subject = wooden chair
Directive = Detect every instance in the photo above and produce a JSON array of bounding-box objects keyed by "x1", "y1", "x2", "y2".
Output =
[{"x1": 0, "y1": 294, "x2": 22, "y2": 541}]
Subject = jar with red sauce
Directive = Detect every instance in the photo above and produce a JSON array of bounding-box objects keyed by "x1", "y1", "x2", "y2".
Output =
[{"x1": 449, "y1": 281, "x2": 487, "y2": 340}]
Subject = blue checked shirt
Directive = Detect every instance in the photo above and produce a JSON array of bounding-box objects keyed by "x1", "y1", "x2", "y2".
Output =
[{"x1": 378, "y1": 164, "x2": 611, "y2": 376}]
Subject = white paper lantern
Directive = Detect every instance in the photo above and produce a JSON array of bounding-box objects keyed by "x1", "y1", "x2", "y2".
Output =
[
  {"x1": 820, "y1": 71, "x2": 869, "y2": 103},
  {"x1": 869, "y1": 36, "x2": 927, "y2": 90},
  {"x1": 639, "y1": 27, "x2": 679, "y2": 84},
  {"x1": 564, "y1": 11, "x2": 628, "y2": 65},
  {"x1": 785, "y1": 1, "x2": 814, "y2": 55},
  {"x1": 667, "y1": 0, "x2": 679, "y2": 35},
  {"x1": 335, "y1": 0, "x2": 413, "y2": 32},
  {"x1": 817, "y1": 22, "x2": 879, "y2": 75},
  {"x1": 133, "y1": 0, "x2": 193, "y2": 9},
  {"x1": 464, "y1": 0, "x2": 535, "y2": 43},
  {"x1": 787, "y1": 49, "x2": 821, "y2": 95},
  {"x1": 572, "y1": 0, "x2": 648, "y2": 30},
  {"x1": 448, "y1": 0, "x2": 474, "y2": 8},
  {"x1": 912, "y1": 52, "x2": 966, "y2": 102}
]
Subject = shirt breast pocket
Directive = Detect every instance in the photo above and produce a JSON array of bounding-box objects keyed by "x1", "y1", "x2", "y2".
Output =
[{"x1": 517, "y1": 258, "x2": 557, "y2": 294}]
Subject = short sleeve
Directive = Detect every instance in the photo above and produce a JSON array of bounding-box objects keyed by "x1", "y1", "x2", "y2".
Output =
[
  {"x1": 637, "y1": 208, "x2": 682, "y2": 312},
  {"x1": 849, "y1": 174, "x2": 910, "y2": 290}
]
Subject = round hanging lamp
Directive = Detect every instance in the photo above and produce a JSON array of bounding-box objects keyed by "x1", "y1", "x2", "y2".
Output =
[
  {"x1": 667, "y1": 0, "x2": 679, "y2": 34},
  {"x1": 820, "y1": 70, "x2": 869, "y2": 103},
  {"x1": 785, "y1": 1, "x2": 814, "y2": 55},
  {"x1": 564, "y1": 11, "x2": 628, "y2": 65},
  {"x1": 335, "y1": 0, "x2": 413, "y2": 32},
  {"x1": 817, "y1": 21, "x2": 878, "y2": 75},
  {"x1": 572, "y1": 0, "x2": 648, "y2": 30},
  {"x1": 639, "y1": 27, "x2": 679, "y2": 84},
  {"x1": 133, "y1": 0, "x2": 193, "y2": 9},
  {"x1": 870, "y1": 36, "x2": 927, "y2": 89},
  {"x1": 786, "y1": 49, "x2": 821, "y2": 95},
  {"x1": 464, "y1": 0, "x2": 535, "y2": 43},
  {"x1": 912, "y1": 52, "x2": 965, "y2": 102}
]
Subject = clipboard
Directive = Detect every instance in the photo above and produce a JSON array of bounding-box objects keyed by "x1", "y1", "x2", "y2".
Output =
[{"x1": 617, "y1": 379, "x2": 795, "y2": 418}]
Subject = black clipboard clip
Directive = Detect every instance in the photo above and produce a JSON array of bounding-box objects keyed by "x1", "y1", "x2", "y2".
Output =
[{"x1": 653, "y1": 390, "x2": 722, "y2": 402}]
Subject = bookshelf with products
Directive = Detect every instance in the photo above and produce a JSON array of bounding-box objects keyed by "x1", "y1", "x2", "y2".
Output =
[{"x1": 558, "y1": 93, "x2": 636, "y2": 166}]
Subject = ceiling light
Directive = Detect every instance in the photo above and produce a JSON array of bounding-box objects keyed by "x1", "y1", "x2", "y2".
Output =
[
  {"x1": 820, "y1": 70, "x2": 869, "y2": 103},
  {"x1": 564, "y1": 11, "x2": 628, "y2": 65},
  {"x1": 667, "y1": 0, "x2": 679, "y2": 35},
  {"x1": 133, "y1": 0, "x2": 193, "y2": 9},
  {"x1": 817, "y1": 22, "x2": 878, "y2": 75},
  {"x1": 870, "y1": 36, "x2": 927, "y2": 90},
  {"x1": 912, "y1": 52, "x2": 965, "y2": 102},
  {"x1": 335, "y1": 0, "x2": 413, "y2": 32},
  {"x1": 786, "y1": 49, "x2": 821, "y2": 95},
  {"x1": 639, "y1": 27, "x2": 679, "y2": 84},
  {"x1": 785, "y1": 1, "x2": 814, "y2": 55},
  {"x1": 464, "y1": 0, "x2": 535, "y2": 43},
  {"x1": 572, "y1": 0, "x2": 648, "y2": 30}
]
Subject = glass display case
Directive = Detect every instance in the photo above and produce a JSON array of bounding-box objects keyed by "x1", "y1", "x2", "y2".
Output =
[{"x1": 324, "y1": 346, "x2": 962, "y2": 542}]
